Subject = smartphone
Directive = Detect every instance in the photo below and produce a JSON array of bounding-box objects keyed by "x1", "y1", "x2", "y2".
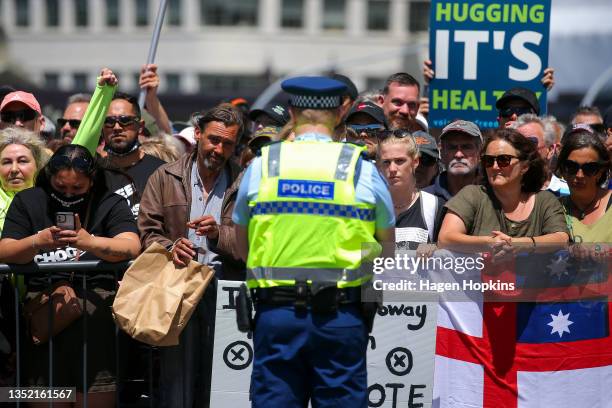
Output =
[{"x1": 55, "y1": 212, "x2": 75, "y2": 230}]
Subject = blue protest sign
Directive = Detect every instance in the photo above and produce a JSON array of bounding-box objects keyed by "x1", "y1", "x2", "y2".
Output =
[{"x1": 428, "y1": 0, "x2": 551, "y2": 129}]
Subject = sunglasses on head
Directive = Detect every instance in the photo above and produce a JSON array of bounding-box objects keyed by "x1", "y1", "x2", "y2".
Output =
[
  {"x1": 57, "y1": 118, "x2": 82, "y2": 129},
  {"x1": 499, "y1": 106, "x2": 534, "y2": 118},
  {"x1": 104, "y1": 115, "x2": 139, "y2": 128},
  {"x1": 48, "y1": 155, "x2": 93, "y2": 174},
  {"x1": 588, "y1": 123, "x2": 606, "y2": 135},
  {"x1": 560, "y1": 160, "x2": 605, "y2": 177},
  {"x1": 0, "y1": 109, "x2": 37, "y2": 124},
  {"x1": 481, "y1": 154, "x2": 519, "y2": 168}
]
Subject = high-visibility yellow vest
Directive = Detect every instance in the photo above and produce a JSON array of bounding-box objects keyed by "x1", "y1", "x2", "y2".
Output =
[{"x1": 246, "y1": 140, "x2": 381, "y2": 289}]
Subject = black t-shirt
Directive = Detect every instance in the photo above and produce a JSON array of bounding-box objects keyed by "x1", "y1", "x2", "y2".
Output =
[
  {"x1": 395, "y1": 193, "x2": 446, "y2": 250},
  {"x1": 105, "y1": 154, "x2": 165, "y2": 219},
  {"x1": 1, "y1": 187, "x2": 137, "y2": 290}
]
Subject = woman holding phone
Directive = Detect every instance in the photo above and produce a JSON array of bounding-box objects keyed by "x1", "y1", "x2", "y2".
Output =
[{"x1": 0, "y1": 143, "x2": 140, "y2": 407}]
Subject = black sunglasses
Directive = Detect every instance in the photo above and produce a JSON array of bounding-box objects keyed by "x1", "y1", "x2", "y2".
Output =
[
  {"x1": 588, "y1": 123, "x2": 606, "y2": 135},
  {"x1": 104, "y1": 115, "x2": 139, "y2": 128},
  {"x1": 377, "y1": 129, "x2": 413, "y2": 141},
  {"x1": 499, "y1": 106, "x2": 534, "y2": 118},
  {"x1": 0, "y1": 109, "x2": 37, "y2": 124},
  {"x1": 57, "y1": 118, "x2": 82, "y2": 129},
  {"x1": 560, "y1": 160, "x2": 605, "y2": 177},
  {"x1": 48, "y1": 155, "x2": 93, "y2": 174},
  {"x1": 482, "y1": 154, "x2": 518, "y2": 168},
  {"x1": 419, "y1": 154, "x2": 438, "y2": 167},
  {"x1": 347, "y1": 124, "x2": 386, "y2": 138}
]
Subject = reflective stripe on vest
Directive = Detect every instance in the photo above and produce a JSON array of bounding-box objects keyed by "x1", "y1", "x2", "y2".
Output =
[
  {"x1": 247, "y1": 267, "x2": 369, "y2": 284},
  {"x1": 246, "y1": 140, "x2": 381, "y2": 289},
  {"x1": 249, "y1": 201, "x2": 375, "y2": 221}
]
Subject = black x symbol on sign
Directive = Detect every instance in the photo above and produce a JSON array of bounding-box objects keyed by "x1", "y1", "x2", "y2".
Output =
[
  {"x1": 223, "y1": 340, "x2": 254, "y2": 370},
  {"x1": 385, "y1": 347, "x2": 413, "y2": 376}
]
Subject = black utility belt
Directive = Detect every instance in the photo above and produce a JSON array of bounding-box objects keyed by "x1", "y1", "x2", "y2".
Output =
[{"x1": 253, "y1": 283, "x2": 361, "y2": 313}]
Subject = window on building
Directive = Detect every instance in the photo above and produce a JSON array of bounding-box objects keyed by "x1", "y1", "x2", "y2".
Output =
[
  {"x1": 133, "y1": 72, "x2": 142, "y2": 91},
  {"x1": 106, "y1": 0, "x2": 119, "y2": 26},
  {"x1": 15, "y1": 0, "x2": 29, "y2": 27},
  {"x1": 408, "y1": 1, "x2": 430, "y2": 33},
  {"x1": 198, "y1": 74, "x2": 266, "y2": 93},
  {"x1": 166, "y1": 73, "x2": 181, "y2": 93},
  {"x1": 73, "y1": 73, "x2": 88, "y2": 91},
  {"x1": 75, "y1": 0, "x2": 88, "y2": 27},
  {"x1": 322, "y1": 0, "x2": 345, "y2": 31},
  {"x1": 44, "y1": 73, "x2": 60, "y2": 90},
  {"x1": 200, "y1": 0, "x2": 258, "y2": 26},
  {"x1": 367, "y1": 0, "x2": 389, "y2": 31},
  {"x1": 168, "y1": 0, "x2": 182, "y2": 26},
  {"x1": 45, "y1": 0, "x2": 59, "y2": 26},
  {"x1": 136, "y1": 0, "x2": 148, "y2": 26},
  {"x1": 281, "y1": 0, "x2": 303, "y2": 28},
  {"x1": 365, "y1": 77, "x2": 385, "y2": 92}
]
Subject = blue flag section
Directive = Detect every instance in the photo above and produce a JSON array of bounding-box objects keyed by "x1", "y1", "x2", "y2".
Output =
[
  {"x1": 517, "y1": 300, "x2": 609, "y2": 343},
  {"x1": 428, "y1": 0, "x2": 551, "y2": 129}
]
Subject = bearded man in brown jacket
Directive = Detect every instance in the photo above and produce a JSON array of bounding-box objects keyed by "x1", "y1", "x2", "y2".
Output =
[{"x1": 138, "y1": 103, "x2": 245, "y2": 408}]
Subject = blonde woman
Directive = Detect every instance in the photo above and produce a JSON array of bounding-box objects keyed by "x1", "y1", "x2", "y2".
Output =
[{"x1": 377, "y1": 133, "x2": 445, "y2": 249}]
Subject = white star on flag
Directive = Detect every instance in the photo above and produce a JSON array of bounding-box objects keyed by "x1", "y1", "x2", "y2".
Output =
[
  {"x1": 546, "y1": 253, "x2": 569, "y2": 279},
  {"x1": 548, "y1": 310, "x2": 573, "y2": 338}
]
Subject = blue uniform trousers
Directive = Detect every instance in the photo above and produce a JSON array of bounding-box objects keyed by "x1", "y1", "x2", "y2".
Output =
[{"x1": 250, "y1": 304, "x2": 368, "y2": 408}]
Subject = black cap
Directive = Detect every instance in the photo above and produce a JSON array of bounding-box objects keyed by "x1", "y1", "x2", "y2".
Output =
[
  {"x1": 248, "y1": 101, "x2": 290, "y2": 126},
  {"x1": 330, "y1": 74, "x2": 358, "y2": 101},
  {"x1": 346, "y1": 101, "x2": 386, "y2": 126},
  {"x1": 495, "y1": 87, "x2": 540, "y2": 115}
]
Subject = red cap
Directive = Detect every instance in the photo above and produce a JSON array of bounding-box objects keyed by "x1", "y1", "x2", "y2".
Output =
[{"x1": 0, "y1": 91, "x2": 42, "y2": 114}]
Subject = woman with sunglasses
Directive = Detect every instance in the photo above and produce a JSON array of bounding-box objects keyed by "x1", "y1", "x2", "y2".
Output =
[
  {"x1": 439, "y1": 127, "x2": 569, "y2": 249},
  {"x1": 0, "y1": 144, "x2": 140, "y2": 407},
  {"x1": 557, "y1": 128, "x2": 612, "y2": 243},
  {"x1": 377, "y1": 134, "x2": 445, "y2": 249},
  {"x1": 436, "y1": 131, "x2": 570, "y2": 407}
]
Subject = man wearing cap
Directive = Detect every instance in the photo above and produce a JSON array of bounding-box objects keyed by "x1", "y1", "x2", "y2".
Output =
[
  {"x1": 378, "y1": 72, "x2": 423, "y2": 132},
  {"x1": 345, "y1": 100, "x2": 387, "y2": 159},
  {"x1": 233, "y1": 76, "x2": 395, "y2": 406},
  {"x1": 0, "y1": 91, "x2": 45, "y2": 135},
  {"x1": 413, "y1": 131, "x2": 440, "y2": 189},
  {"x1": 424, "y1": 120, "x2": 483, "y2": 201},
  {"x1": 248, "y1": 100, "x2": 290, "y2": 132},
  {"x1": 496, "y1": 87, "x2": 540, "y2": 128}
]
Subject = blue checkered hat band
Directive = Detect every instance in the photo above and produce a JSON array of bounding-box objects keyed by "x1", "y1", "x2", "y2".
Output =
[{"x1": 290, "y1": 95, "x2": 341, "y2": 109}]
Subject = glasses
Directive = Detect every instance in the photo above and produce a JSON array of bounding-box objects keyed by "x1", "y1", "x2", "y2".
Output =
[
  {"x1": 481, "y1": 154, "x2": 519, "y2": 168},
  {"x1": 48, "y1": 155, "x2": 93, "y2": 174},
  {"x1": 347, "y1": 124, "x2": 386, "y2": 138},
  {"x1": 499, "y1": 106, "x2": 534, "y2": 118},
  {"x1": 57, "y1": 118, "x2": 82, "y2": 129},
  {"x1": 560, "y1": 160, "x2": 605, "y2": 177},
  {"x1": 0, "y1": 109, "x2": 37, "y2": 124},
  {"x1": 103, "y1": 115, "x2": 139, "y2": 128},
  {"x1": 588, "y1": 123, "x2": 606, "y2": 135},
  {"x1": 419, "y1": 154, "x2": 438, "y2": 167}
]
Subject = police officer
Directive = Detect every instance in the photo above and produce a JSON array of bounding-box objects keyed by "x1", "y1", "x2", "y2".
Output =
[{"x1": 233, "y1": 76, "x2": 395, "y2": 407}]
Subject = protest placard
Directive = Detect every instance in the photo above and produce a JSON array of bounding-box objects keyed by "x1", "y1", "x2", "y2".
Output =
[{"x1": 428, "y1": 0, "x2": 551, "y2": 129}]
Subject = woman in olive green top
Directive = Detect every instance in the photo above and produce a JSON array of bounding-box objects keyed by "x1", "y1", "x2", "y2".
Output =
[
  {"x1": 557, "y1": 126, "x2": 612, "y2": 243},
  {"x1": 439, "y1": 128, "x2": 569, "y2": 247}
]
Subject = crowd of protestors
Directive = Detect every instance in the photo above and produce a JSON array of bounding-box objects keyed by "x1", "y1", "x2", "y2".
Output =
[{"x1": 0, "y1": 60, "x2": 610, "y2": 407}]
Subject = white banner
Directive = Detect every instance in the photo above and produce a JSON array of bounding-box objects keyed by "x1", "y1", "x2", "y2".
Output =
[{"x1": 210, "y1": 281, "x2": 437, "y2": 407}]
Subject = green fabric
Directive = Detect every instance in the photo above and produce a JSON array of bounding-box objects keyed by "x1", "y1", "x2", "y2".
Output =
[
  {"x1": 0, "y1": 187, "x2": 16, "y2": 236},
  {"x1": 71, "y1": 81, "x2": 117, "y2": 157},
  {"x1": 445, "y1": 185, "x2": 569, "y2": 238},
  {"x1": 561, "y1": 195, "x2": 612, "y2": 243},
  {"x1": 246, "y1": 141, "x2": 379, "y2": 289}
]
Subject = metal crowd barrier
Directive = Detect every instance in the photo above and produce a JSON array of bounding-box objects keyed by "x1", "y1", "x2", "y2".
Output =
[{"x1": 0, "y1": 261, "x2": 160, "y2": 408}]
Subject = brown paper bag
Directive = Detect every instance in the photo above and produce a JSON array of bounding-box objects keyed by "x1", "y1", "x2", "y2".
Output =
[{"x1": 112, "y1": 242, "x2": 214, "y2": 346}]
